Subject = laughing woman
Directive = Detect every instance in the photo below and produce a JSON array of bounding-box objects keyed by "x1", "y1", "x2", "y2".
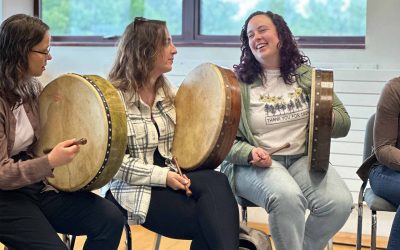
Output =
[{"x1": 221, "y1": 11, "x2": 353, "y2": 250}]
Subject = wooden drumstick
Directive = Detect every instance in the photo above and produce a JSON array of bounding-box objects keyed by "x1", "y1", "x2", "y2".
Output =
[
  {"x1": 250, "y1": 142, "x2": 291, "y2": 164},
  {"x1": 172, "y1": 157, "x2": 192, "y2": 197},
  {"x1": 43, "y1": 138, "x2": 87, "y2": 154}
]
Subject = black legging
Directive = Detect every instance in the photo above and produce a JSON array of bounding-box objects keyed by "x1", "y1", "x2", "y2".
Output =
[
  {"x1": 0, "y1": 152, "x2": 125, "y2": 250},
  {"x1": 0, "y1": 182, "x2": 125, "y2": 250},
  {"x1": 107, "y1": 170, "x2": 239, "y2": 250}
]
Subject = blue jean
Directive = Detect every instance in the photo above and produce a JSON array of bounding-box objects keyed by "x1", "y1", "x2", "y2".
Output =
[
  {"x1": 234, "y1": 155, "x2": 353, "y2": 250},
  {"x1": 369, "y1": 165, "x2": 400, "y2": 250}
]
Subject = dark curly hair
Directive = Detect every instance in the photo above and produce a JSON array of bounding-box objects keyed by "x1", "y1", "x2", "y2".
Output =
[{"x1": 234, "y1": 11, "x2": 310, "y2": 85}]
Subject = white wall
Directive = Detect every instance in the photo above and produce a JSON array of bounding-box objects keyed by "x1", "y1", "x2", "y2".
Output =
[
  {"x1": 2, "y1": 0, "x2": 32, "y2": 19},
  {"x1": 3, "y1": 0, "x2": 399, "y2": 238}
]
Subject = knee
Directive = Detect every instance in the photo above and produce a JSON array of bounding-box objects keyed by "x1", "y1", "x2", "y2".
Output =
[
  {"x1": 199, "y1": 170, "x2": 231, "y2": 190},
  {"x1": 101, "y1": 201, "x2": 125, "y2": 232},
  {"x1": 211, "y1": 171, "x2": 230, "y2": 184},
  {"x1": 311, "y1": 192, "x2": 353, "y2": 219},
  {"x1": 335, "y1": 193, "x2": 353, "y2": 218},
  {"x1": 267, "y1": 189, "x2": 307, "y2": 213},
  {"x1": 217, "y1": 171, "x2": 232, "y2": 189}
]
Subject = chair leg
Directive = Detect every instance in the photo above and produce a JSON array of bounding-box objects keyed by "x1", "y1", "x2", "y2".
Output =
[
  {"x1": 371, "y1": 210, "x2": 377, "y2": 250},
  {"x1": 356, "y1": 201, "x2": 364, "y2": 250},
  {"x1": 62, "y1": 234, "x2": 70, "y2": 249},
  {"x1": 70, "y1": 235, "x2": 76, "y2": 249},
  {"x1": 154, "y1": 234, "x2": 162, "y2": 250},
  {"x1": 62, "y1": 234, "x2": 74, "y2": 249},
  {"x1": 124, "y1": 223, "x2": 132, "y2": 250},
  {"x1": 327, "y1": 238, "x2": 333, "y2": 250},
  {"x1": 241, "y1": 206, "x2": 248, "y2": 224},
  {"x1": 122, "y1": 221, "x2": 160, "y2": 250}
]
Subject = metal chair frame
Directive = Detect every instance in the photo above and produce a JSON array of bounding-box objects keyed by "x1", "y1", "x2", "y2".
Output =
[
  {"x1": 66, "y1": 223, "x2": 161, "y2": 250},
  {"x1": 65, "y1": 189, "x2": 162, "y2": 250},
  {"x1": 356, "y1": 113, "x2": 396, "y2": 250}
]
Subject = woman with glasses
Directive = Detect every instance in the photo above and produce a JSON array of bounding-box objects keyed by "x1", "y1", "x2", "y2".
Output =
[
  {"x1": 220, "y1": 11, "x2": 353, "y2": 250},
  {"x1": 0, "y1": 14, "x2": 124, "y2": 250},
  {"x1": 104, "y1": 17, "x2": 239, "y2": 249}
]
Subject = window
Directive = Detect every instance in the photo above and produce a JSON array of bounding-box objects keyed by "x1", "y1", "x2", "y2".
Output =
[{"x1": 34, "y1": 0, "x2": 366, "y2": 48}]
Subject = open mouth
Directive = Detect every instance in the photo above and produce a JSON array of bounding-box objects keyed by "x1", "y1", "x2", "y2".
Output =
[{"x1": 256, "y1": 43, "x2": 268, "y2": 50}]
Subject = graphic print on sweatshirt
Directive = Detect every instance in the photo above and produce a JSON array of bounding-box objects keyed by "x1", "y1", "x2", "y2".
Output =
[{"x1": 259, "y1": 87, "x2": 309, "y2": 125}]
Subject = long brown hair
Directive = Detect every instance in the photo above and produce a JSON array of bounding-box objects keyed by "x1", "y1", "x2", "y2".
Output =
[
  {"x1": 0, "y1": 14, "x2": 49, "y2": 108},
  {"x1": 108, "y1": 17, "x2": 174, "y2": 103}
]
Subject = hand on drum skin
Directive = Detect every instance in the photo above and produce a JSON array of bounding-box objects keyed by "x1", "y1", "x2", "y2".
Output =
[
  {"x1": 166, "y1": 171, "x2": 191, "y2": 191},
  {"x1": 47, "y1": 139, "x2": 80, "y2": 168},
  {"x1": 250, "y1": 147, "x2": 272, "y2": 168}
]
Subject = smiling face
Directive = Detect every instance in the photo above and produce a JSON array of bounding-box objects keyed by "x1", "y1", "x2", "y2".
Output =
[
  {"x1": 247, "y1": 14, "x2": 280, "y2": 69},
  {"x1": 27, "y1": 31, "x2": 52, "y2": 77}
]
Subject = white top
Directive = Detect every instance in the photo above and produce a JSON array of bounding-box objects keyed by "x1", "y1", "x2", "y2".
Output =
[
  {"x1": 248, "y1": 69, "x2": 309, "y2": 155},
  {"x1": 11, "y1": 104, "x2": 34, "y2": 156}
]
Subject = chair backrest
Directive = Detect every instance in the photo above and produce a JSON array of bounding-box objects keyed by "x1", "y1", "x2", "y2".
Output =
[{"x1": 363, "y1": 113, "x2": 375, "y2": 160}]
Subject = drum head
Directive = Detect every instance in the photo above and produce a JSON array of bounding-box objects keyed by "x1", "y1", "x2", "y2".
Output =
[
  {"x1": 172, "y1": 63, "x2": 240, "y2": 170},
  {"x1": 35, "y1": 74, "x2": 127, "y2": 191}
]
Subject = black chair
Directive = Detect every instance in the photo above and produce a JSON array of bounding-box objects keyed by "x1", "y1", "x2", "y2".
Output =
[
  {"x1": 356, "y1": 113, "x2": 396, "y2": 250},
  {"x1": 236, "y1": 196, "x2": 256, "y2": 225}
]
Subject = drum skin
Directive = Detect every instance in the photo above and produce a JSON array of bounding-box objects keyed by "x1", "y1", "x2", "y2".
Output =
[
  {"x1": 34, "y1": 74, "x2": 127, "y2": 191},
  {"x1": 172, "y1": 63, "x2": 241, "y2": 170},
  {"x1": 307, "y1": 69, "x2": 334, "y2": 172}
]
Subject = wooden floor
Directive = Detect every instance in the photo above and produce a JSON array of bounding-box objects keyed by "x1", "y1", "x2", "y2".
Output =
[{"x1": 0, "y1": 222, "x2": 388, "y2": 249}]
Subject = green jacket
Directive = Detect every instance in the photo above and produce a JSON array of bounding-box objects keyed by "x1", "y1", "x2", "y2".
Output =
[{"x1": 221, "y1": 65, "x2": 351, "y2": 189}]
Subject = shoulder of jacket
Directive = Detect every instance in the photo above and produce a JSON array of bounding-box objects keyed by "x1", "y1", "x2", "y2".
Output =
[{"x1": 296, "y1": 65, "x2": 314, "y2": 89}]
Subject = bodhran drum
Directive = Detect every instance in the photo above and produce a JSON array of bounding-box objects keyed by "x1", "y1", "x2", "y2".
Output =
[
  {"x1": 34, "y1": 74, "x2": 127, "y2": 191},
  {"x1": 172, "y1": 63, "x2": 241, "y2": 171},
  {"x1": 307, "y1": 69, "x2": 334, "y2": 172}
]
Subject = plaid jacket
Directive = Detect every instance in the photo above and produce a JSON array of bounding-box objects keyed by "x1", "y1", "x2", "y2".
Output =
[{"x1": 108, "y1": 87, "x2": 176, "y2": 224}]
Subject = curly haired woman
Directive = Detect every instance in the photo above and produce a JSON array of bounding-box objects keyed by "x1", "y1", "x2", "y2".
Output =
[{"x1": 221, "y1": 11, "x2": 353, "y2": 250}]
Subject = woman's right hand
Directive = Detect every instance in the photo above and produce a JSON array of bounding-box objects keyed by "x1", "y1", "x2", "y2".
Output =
[
  {"x1": 47, "y1": 138, "x2": 80, "y2": 168},
  {"x1": 250, "y1": 147, "x2": 272, "y2": 168},
  {"x1": 166, "y1": 171, "x2": 190, "y2": 191}
]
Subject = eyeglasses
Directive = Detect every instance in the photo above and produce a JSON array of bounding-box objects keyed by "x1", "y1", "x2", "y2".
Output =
[
  {"x1": 31, "y1": 47, "x2": 51, "y2": 56},
  {"x1": 134, "y1": 17, "x2": 149, "y2": 23},
  {"x1": 133, "y1": 17, "x2": 149, "y2": 30}
]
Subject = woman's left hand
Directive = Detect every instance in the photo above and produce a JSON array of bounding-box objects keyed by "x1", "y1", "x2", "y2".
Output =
[
  {"x1": 166, "y1": 171, "x2": 191, "y2": 191},
  {"x1": 250, "y1": 147, "x2": 272, "y2": 168}
]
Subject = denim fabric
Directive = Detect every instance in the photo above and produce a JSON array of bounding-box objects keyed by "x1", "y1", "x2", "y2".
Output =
[
  {"x1": 234, "y1": 155, "x2": 353, "y2": 250},
  {"x1": 369, "y1": 165, "x2": 400, "y2": 250}
]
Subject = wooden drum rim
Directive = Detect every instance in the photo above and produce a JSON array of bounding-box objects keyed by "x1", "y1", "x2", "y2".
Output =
[
  {"x1": 77, "y1": 74, "x2": 113, "y2": 190},
  {"x1": 307, "y1": 69, "x2": 334, "y2": 172},
  {"x1": 203, "y1": 65, "x2": 241, "y2": 169},
  {"x1": 35, "y1": 73, "x2": 127, "y2": 191},
  {"x1": 172, "y1": 63, "x2": 241, "y2": 170}
]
